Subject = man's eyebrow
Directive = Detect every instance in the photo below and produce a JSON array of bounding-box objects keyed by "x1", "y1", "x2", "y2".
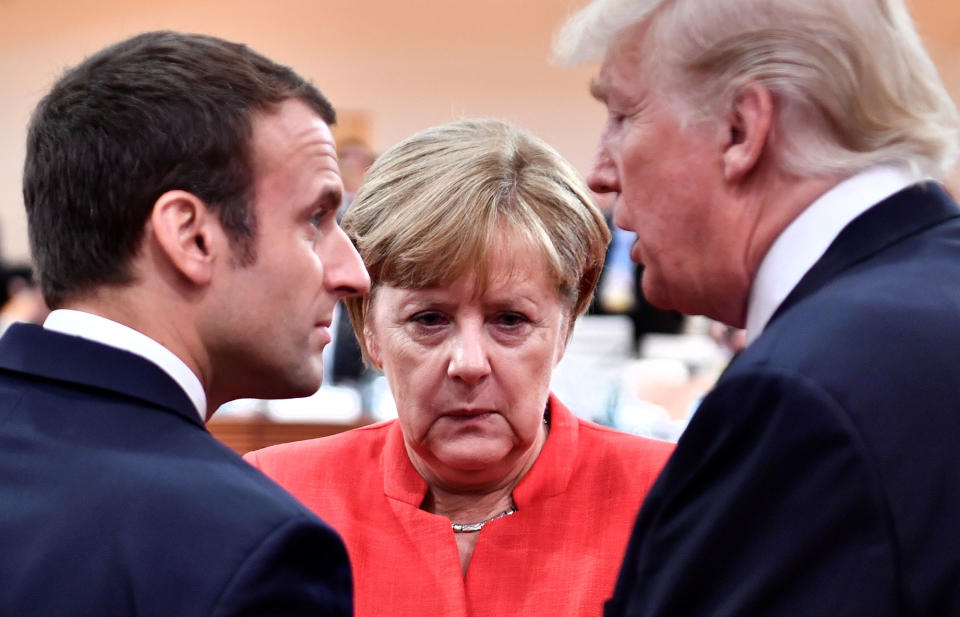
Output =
[
  {"x1": 314, "y1": 185, "x2": 343, "y2": 211},
  {"x1": 589, "y1": 78, "x2": 608, "y2": 101}
]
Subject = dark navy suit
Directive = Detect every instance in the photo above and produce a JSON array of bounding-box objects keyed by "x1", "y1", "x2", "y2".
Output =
[
  {"x1": 0, "y1": 324, "x2": 353, "y2": 616},
  {"x1": 607, "y1": 183, "x2": 960, "y2": 616}
]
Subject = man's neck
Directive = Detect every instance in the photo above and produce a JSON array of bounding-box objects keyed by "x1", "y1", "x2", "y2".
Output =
[
  {"x1": 45, "y1": 307, "x2": 209, "y2": 420},
  {"x1": 744, "y1": 165, "x2": 919, "y2": 340},
  {"x1": 59, "y1": 288, "x2": 210, "y2": 418},
  {"x1": 727, "y1": 173, "x2": 842, "y2": 328}
]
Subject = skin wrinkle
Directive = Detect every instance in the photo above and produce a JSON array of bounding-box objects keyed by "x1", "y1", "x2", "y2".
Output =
[
  {"x1": 199, "y1": 99, "x2": 368, "y2": 409},
  {"x1": 587, "y1": 24, "x2": 837, "y2": 326},
  {"x1": 364, "y1": 240, "x2": 566, "y2": 501}
]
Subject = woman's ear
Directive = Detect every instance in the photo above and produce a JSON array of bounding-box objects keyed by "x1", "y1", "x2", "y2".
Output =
[
  {"x1": 555, "y1": 314, "x2": 573, "y2": 366},
  {"x1": 722, "y1": 81, "x2": 774, "y2": 183},
  {"x1": 363, "y1": 323, "x2": 383, "y2": 371},
  {"x1": 149, "y1": 190, "x2": 219, "y2": 285}
]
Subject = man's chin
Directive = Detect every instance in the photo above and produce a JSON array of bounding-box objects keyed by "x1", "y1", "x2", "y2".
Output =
[
  {"x1": 263, "y1": 370, "x2": 324, "y2": 401},
  {"x1": 640, "y1": 275, "x2": 676, "y2": 312}
]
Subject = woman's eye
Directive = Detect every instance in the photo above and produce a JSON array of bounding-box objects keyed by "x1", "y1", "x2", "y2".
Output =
[
  {"x1": 411, "y1": 312, "x2": 446, "y2": 327},
  {"x1": 495, "y1": 312, "x2": 529, "y2": 327}
]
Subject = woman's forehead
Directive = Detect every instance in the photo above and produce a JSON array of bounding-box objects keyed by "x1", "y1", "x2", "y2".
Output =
[{"x1": 399, "y1": 231, "x2": 551, "y2": 284}]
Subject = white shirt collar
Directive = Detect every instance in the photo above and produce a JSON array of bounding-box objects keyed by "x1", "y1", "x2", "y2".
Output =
[
  {"x1": 43, "y1": 309, "x2": 207, "y2": 420},
  {"x1": 745, "y1": 165, "x2": 921, "y2": 345}
]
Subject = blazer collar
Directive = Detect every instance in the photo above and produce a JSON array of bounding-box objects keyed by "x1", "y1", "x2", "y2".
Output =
[
  {"x1": 0, "y1": 323, "x2": 203, "y2": 428},
  {"x1": 769, "y1": 182, "x2": 960, "y2": 327}
]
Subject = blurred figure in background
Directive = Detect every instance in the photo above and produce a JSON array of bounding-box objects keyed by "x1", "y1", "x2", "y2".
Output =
[
  {"x1": 556, "y1": 0, "x2": 960, "y2": 614},
  {"x1": 248, "y1": 119, "x2": 674, "y2": 617},
  {"x1": 329, "y1": 138, "x2": 377, "y2": 386},
  {"x1": 0, "y1": 264, "x2": 47, "y2": 333},
  {"x1": 337, "y1": 138, "x2": 377, "y2": 220},
  {"x1": 707, "y1": 320, "x2": 746, "y2": 356}
]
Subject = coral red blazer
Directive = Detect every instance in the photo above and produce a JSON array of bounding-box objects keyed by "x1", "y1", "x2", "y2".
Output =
[{"x1": 247, "y1": 394, "x2": 673, "y2": 617}]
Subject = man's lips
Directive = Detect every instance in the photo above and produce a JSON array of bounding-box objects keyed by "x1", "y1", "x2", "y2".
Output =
[{"x1": 314, "y1": 320, "x2": 332, "y2": 345}]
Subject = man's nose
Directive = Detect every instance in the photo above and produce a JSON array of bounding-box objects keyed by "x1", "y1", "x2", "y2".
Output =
[
  {"x1": 326, "y1": 226, "x2": 371, "y2": 298},
  {"x1": 586, "y1": 143, "x2": 618, "y2": 195}
]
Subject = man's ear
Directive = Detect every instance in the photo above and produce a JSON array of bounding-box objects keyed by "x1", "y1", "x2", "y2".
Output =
[
  {"x1": 149, "y1": 190, "x2": 219, "y2": 285},
  {"x1": 722, "y1": 81, "x2": 774, "y2": 183}
]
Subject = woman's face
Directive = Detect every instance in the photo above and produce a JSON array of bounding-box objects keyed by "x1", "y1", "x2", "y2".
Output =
[{"x1": 364, "y1": 243, "x2": 571, "y2": 490}]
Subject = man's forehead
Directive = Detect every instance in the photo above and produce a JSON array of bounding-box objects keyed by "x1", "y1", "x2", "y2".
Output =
[
  {"x1": 251, "y1": 100, "x2": 338, "y2": 168},
  {"x1": 590, "y1": 55, "x2": 623, "y2": 102},
  {"x1": 590, "y1": 23, "x2": 653, "y2": 102},
  {"x1": 589, "y1": 58, "x2": 636, "y2": 103}
]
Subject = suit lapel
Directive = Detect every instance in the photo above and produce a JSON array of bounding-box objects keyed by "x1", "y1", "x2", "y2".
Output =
[
  {"x1": 0, "y1": 323, "x2": 203, "y2": 427},
  {"x1": 769, "y1": 182, "x2": 960, "y2": 326}
]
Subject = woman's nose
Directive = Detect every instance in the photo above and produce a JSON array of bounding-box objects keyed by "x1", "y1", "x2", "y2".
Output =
[{"x1": 447, "y1": 327, "x2": 491, "y2": 385}]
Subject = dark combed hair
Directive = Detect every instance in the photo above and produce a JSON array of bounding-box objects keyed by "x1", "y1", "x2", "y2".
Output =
[{"x1": 23, "y1": 30, "x2": 335, "y2": 307}]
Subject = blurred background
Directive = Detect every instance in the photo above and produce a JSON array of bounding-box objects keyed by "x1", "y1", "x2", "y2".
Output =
[{"x1": 2, "y1": 0, "x2": 959, "y2": 447}]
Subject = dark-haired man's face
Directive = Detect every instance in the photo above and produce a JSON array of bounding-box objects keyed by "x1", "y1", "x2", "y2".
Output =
[{"x1": 207, "y1": 99, "x2": 370, "y2": 399}]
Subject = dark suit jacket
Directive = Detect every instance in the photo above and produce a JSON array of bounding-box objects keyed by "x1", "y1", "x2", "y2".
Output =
[
  {"x1": 607, "y1": 183, "x2": 960, "y2": 616},
  {"x1": 0, "y1": 324, "x2": 353, "y2": 616}
]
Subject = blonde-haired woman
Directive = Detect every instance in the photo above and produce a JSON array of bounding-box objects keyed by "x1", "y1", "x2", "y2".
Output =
[{"x1": 246, "y1": 119, "x2": 673, "y2": 617}]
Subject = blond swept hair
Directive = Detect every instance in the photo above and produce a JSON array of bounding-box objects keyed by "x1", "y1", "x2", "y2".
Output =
[
  {"x1": 341, "y1": 119, "x2": 610, "y2": 361},
  {"x1": 554, "y1": 0, "x2": 959, "y2": 179}
]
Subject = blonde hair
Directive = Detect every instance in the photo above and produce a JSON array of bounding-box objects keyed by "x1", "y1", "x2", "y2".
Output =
[
  {"x1": 554, "y1": 0, "x2": 959, "y2": 179},
  {"x1": 341, "y1": 119, "x2": 610, "y2": 361}
]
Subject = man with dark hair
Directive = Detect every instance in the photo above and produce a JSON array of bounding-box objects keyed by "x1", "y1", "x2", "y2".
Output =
[{"x1": 0, "y1": 31, "x2": 368, "y2": 615}]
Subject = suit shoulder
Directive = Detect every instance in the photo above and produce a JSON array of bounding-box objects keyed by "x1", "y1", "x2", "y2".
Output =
[
  {"x1": 0, "y1": 401, "x2": 346, "y2": 615},
  {"x1": 136, "y1": 427, "x2": 324, "y2": 525},
  {"x1": 209, "y1": 512, "x2": 353, "y2": 617},
  {"x1": 755, "y1": 239, "x2": 960, "y2": 371}
]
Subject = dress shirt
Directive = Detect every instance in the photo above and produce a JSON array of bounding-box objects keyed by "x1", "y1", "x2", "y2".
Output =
[
  {"x1": 44, "y1": 309, "x2": 206, "y2": 419},
  {"x1": 745, "y1": 165, "x2": 921, "y2": 345}
]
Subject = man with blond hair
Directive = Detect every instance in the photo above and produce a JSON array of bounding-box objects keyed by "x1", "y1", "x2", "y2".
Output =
[{"x1": 556, "y1": 0, "x2": 960, "y2": 614}]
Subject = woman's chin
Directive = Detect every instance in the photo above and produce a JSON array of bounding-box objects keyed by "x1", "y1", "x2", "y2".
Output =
[{"x1": 430, "y1": 437, "x2": 514, "y2": 475}]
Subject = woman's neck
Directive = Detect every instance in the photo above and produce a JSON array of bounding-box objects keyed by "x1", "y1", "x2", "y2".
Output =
[
  {"x1": 416, "y1": 419, "x2": 549, "y2": 576},
  {"x1": 422, "y1": 478, "x2": 519, "y2": 578},
  {"x1": 422, "y1": 483, "x2": 516, "y2": 525},
  {"x1": 413, "y1": 419, "x2": 548, "y2": 521}
]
